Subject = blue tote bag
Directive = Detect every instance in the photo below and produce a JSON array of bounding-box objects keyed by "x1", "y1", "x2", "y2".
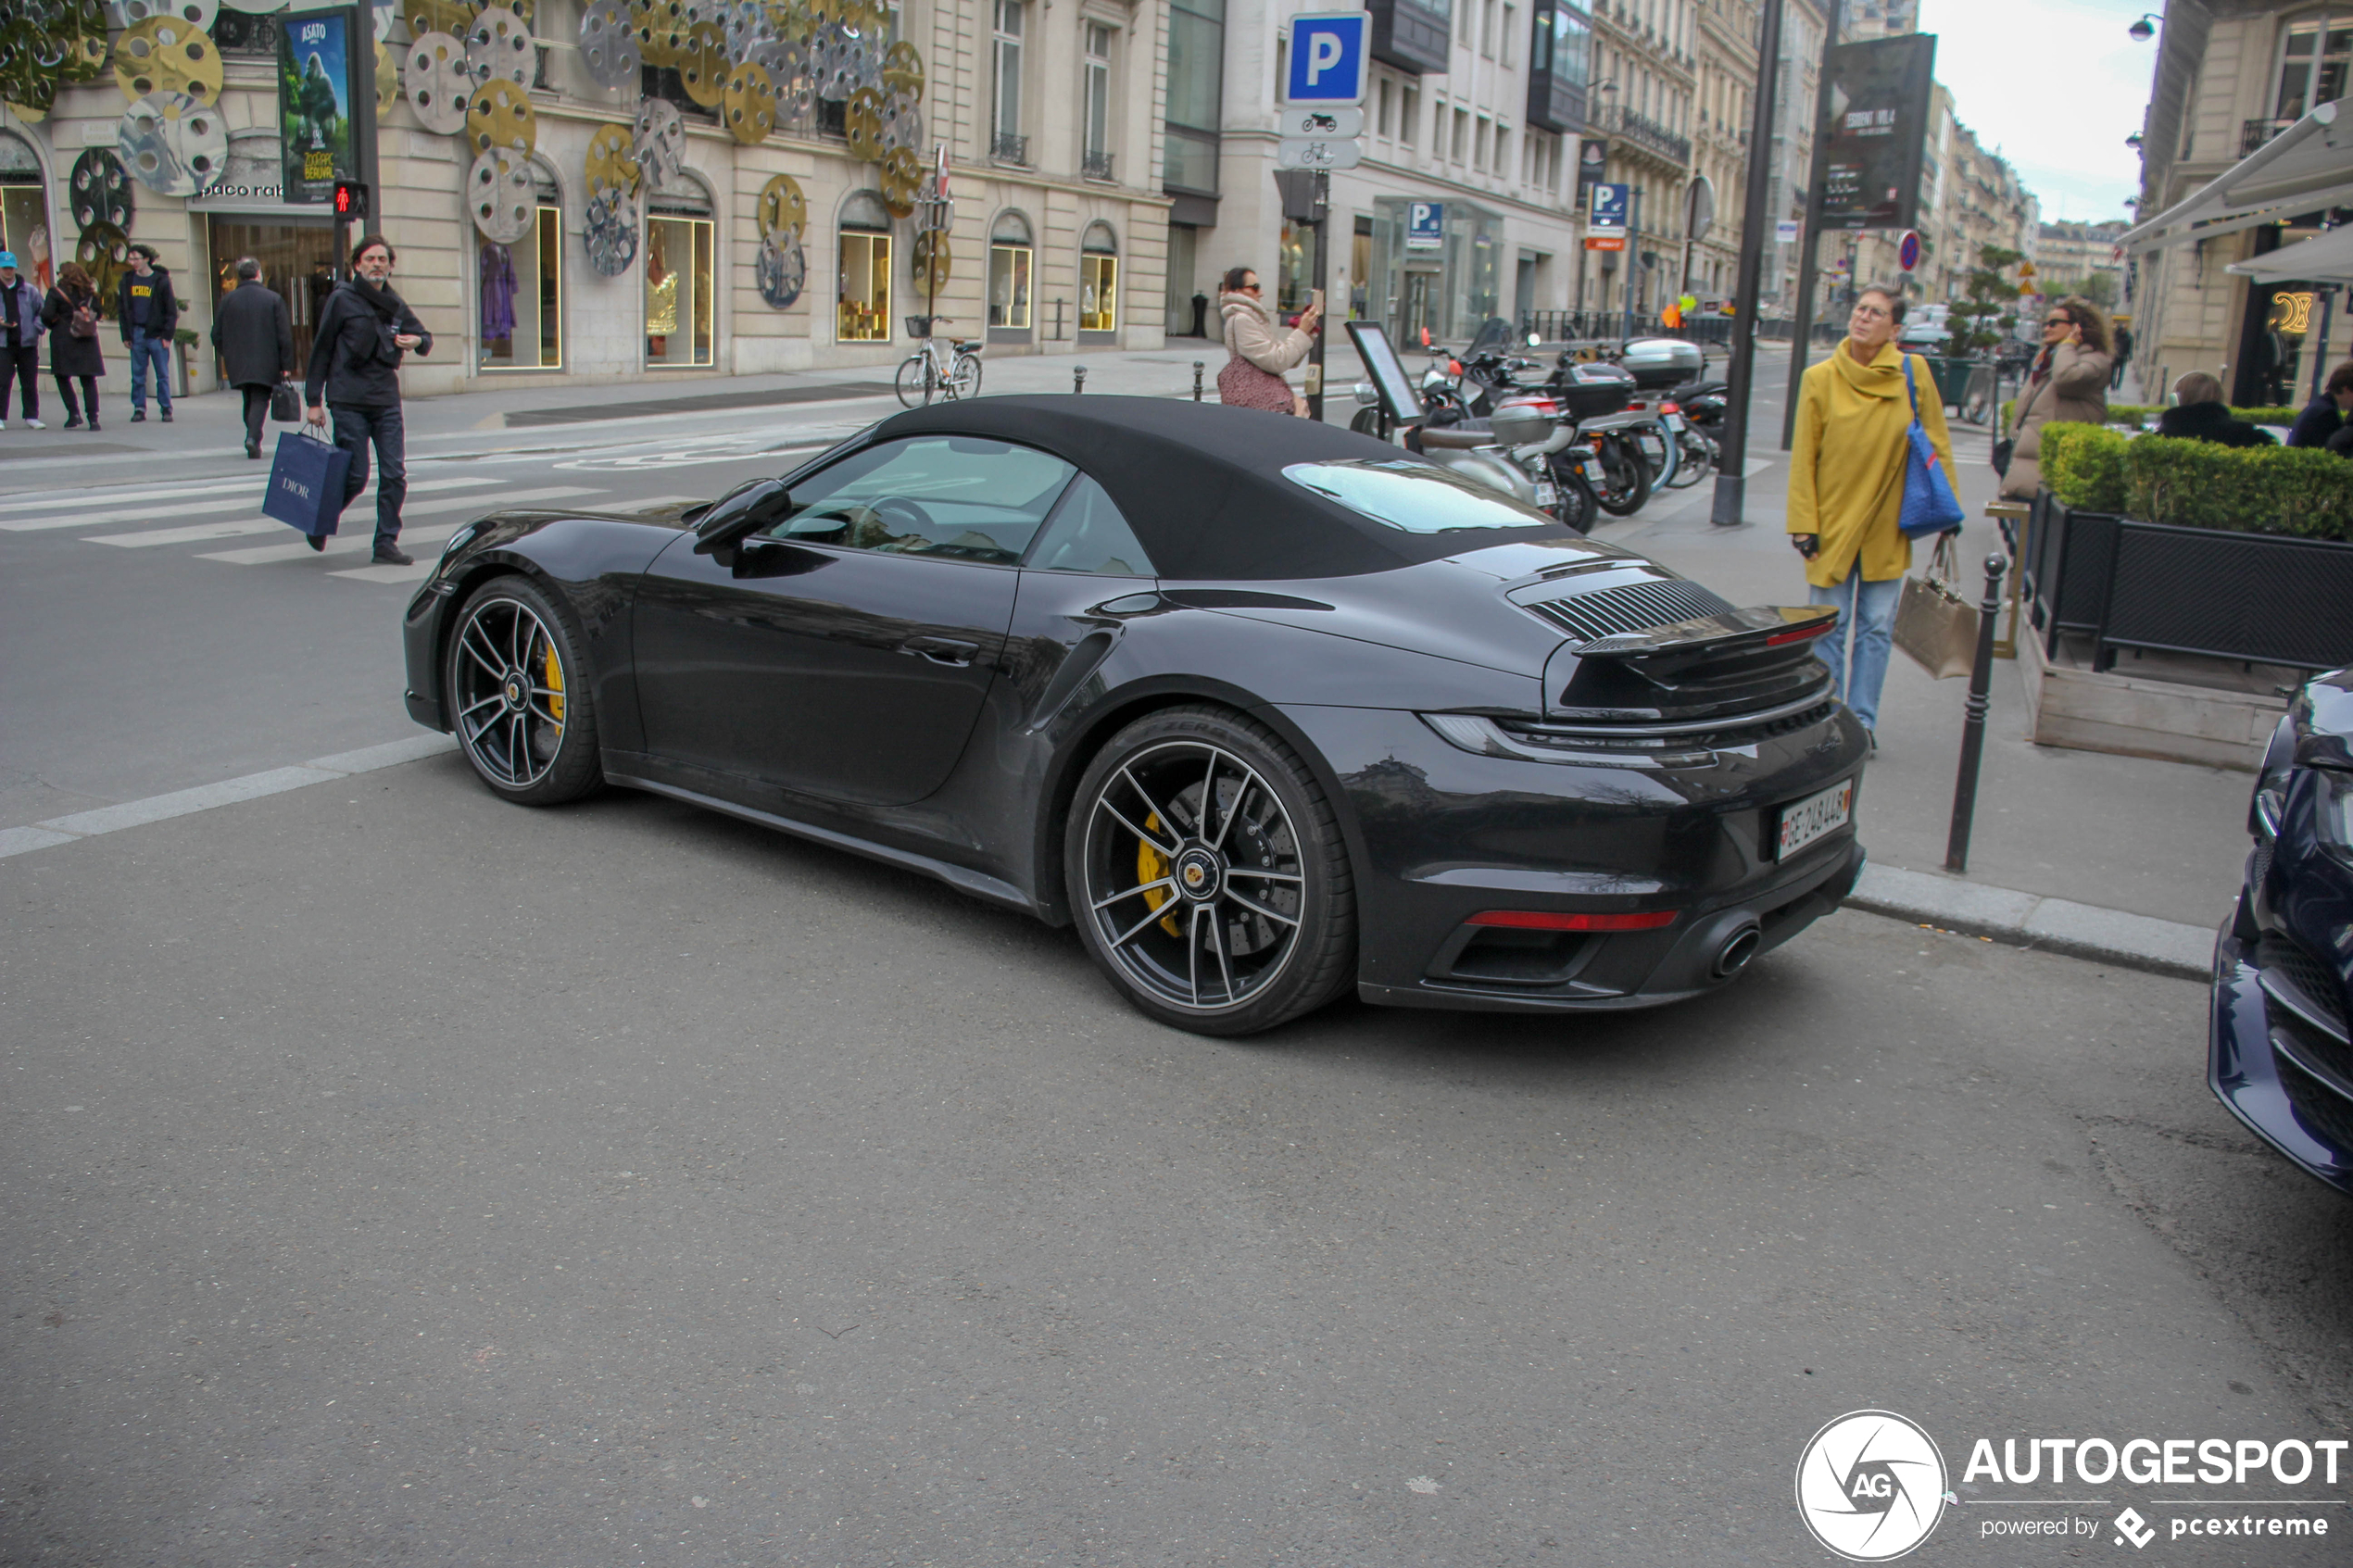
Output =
[
  {"x1": 1897, "y1": 356, "x2": 1966, "y2": 538},
  {"x1": 262, "y1": 427, "x2": 353, "y2": 538}
]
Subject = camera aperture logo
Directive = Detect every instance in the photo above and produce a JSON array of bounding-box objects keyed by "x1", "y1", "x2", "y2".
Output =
[{"x1": 1797, "y1": 1410, "x2": 1950, "y2": 1562}]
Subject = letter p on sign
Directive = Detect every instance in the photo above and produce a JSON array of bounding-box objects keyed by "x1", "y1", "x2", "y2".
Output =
[{"x1": 1284, "y1": 14, "x2": 1367, "y2": 105}]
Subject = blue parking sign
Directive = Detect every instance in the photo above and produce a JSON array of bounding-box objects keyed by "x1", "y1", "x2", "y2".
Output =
[
  {"x1": 1284, "y1": 13, "x2": 1368, "y2": 104},
  {"x1": 1405, "y1": 201, "x2": 1445, "y2": 251},
  {"x1": 1589, "y1": 182, "x2": 1629, "y2": 232}
]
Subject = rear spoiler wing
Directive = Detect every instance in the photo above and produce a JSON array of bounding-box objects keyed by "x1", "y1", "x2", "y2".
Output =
[{"x1": 1572, "y1": 604, "x2": 1838, "y2": 659}]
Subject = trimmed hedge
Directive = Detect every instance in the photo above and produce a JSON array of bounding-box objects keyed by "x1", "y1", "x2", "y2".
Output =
[
  {"x1": 2042, "y1": 422, "x2": 2353, "y2": 542},
  {"x1": 2001, "y1": 401, "x2": 2303, "y2": 432}
]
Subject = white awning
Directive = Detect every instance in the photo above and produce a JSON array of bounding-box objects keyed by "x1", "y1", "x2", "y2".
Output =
[
  {"x1": 2227, "y1": 223, "x2": 2353, "y2": 284},
  {"x1": 2120, "y1": 101, "x2": 2353, "y2": 253}
]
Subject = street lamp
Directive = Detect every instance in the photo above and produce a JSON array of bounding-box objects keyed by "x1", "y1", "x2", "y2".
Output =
[
  {"x1": 2127, "y1": 13, "x2": 2160, "y2": 42},
  {"x1": 2125, "y1": 132, "x2": 2144, "y2": 149}
]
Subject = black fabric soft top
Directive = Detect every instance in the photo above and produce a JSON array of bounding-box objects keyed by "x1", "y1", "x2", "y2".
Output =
[{"x1": 870, "y1": 395, "x2": 1569, "y2": 581}]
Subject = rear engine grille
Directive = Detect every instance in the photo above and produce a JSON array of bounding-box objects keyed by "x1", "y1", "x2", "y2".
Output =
[
  {"x1": 2279, "y1": 1057, "x2": 2353, "y2": 1156},
  {"x1": 2259, "y1": 934, "x2": 2349, "y2": 1040},
  {"x1": 1524, "y1": 580, "x2": 1737, "y2": 644}
]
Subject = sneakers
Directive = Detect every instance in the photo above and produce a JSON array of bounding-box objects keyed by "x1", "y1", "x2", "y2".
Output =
[
  {"x1": 0, "y1": 420, "x2": 6, "y2": 430},
  {"x1": 130, "y1": 409, "x2": 145, "y2": 422},
  {"x1": 371, "y1": 545, "x2": 414, "y2": 566},
  {"x1": 245, "y1": 440, "x2": 261, "y2": 459},
  {"x1": 24, "y1": 418, "x2": 43, "y2": 430},
  {"x1": 158, "y1": 408, "x2": 172, "y2": 423},
  {"x1": 62, "y1": 414, "x2": 82, "y2": 430},
  {"x1": 86, "y1": 419, "x2": 100, "y2": 433}
]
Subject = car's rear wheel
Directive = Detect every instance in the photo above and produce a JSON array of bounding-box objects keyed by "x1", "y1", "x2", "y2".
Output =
[
  {"x1": 1065, "y1": 707, "x2": 1355, "y2": 1035},
  {"x1": 445, "y1": 575, "x2": 603, "y2": 806}
]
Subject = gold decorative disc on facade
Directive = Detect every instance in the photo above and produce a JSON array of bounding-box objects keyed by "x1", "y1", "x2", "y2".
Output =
[
  {"x1": 879, "y1": 145, "x2": 919, "y2": 217},
  {"x1": 677, "y1": 19, "x2": 727, "y2": 106},
  {"x1": 880, "y1": 39, "x2": 922, "y2": 97},
  {"x1": 722, "y1": 60, "x2": 775, "y2": 144},
  {"x1": 403, "y1": 0, "x2": 472, "y2": 42},
  {"x1": 754, "y1": 171, "x2": 804, "y2": 241},
  {"x1": 585, "y1": 119, "x2": 641, "y2": 198},
  {"x1": 465, "y1": 76, "x2": 535, "y2": 157},
  {"x1": 112, "y1": 16, "x2": 220, "y2": 105},
  {"x1": 375, "y1": 40, "x2": 399, "y2": 116},
  {"x1": 911, "y1": 229, "x2": 950, "y2": 292},
  {"x1": 843, "y1": 83, "x2": 885, "y2": 162}
]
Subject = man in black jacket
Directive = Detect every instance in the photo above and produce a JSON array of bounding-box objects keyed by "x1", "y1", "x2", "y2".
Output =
[
  {"x1": 2286, "y1": 362, "x2": 2353, "y2": 450},
  {"x1": 212, "y1": 257, "x2": 295, "y2": 459},
  {"x1": 305, "y1": 233, "x2": 432, "y2": 564},
  {"x1": 118, "y1": 243, "x2": 179, "y2": 423}
]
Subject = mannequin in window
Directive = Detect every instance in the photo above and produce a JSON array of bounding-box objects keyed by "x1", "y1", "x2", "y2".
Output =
[
  {"x1": 647, "y1": 227, "x2": 677, "y2": 355},
  {"x1": 480, "y1": 241, "x2": 517, "y2": 360}
]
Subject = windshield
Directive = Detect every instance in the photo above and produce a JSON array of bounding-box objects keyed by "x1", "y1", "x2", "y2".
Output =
[{"x1": 1283, "y1": 459, "x2": 1557, "y2": 533}]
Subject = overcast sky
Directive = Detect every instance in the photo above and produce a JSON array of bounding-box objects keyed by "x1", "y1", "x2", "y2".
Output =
[{"x1": 1916, "y1": 0, "x2": 2159, "y2": 224}]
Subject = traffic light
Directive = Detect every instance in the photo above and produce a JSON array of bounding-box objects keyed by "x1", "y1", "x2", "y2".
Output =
[{"x1": 333, "y1": 180, "x2": 370, "y2": 220}]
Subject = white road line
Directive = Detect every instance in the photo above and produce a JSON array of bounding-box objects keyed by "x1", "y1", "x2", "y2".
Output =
[
  {"x1": 0, "y1": 478, "x2": 271, "y2": 516},
  {"x1": 4, "y1": 495, "x2": 277, "y2": 533},
  {"x1": 201, "y1": 520, "x2": 467, "y2": 566},
  {"x1": 1, "y1": 734, "x2": 458, "y2": 859},
  {"x1": 331, "y1": 560, "x2": 437, "y2": 584},
  {"x1": 82, "y1": 482, "x2": 582, "y2": 547}
]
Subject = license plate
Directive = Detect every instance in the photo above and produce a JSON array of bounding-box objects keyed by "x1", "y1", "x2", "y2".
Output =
[
  {"x1": 1534, "y1": 481, "x2": 1559, "y2": 507},
  {"x1": 1581, "y1": 458, "x2": 1605, "y2": 483},
  {"x1": 1662, "y1": 412, "x2": 1685, "y2": 430},
  {"x1": 1772, "y1": 779, "x2": 1854, "y2": 860}
]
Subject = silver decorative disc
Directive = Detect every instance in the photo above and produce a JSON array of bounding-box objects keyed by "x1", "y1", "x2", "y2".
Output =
[
  {"x1": 630, "y1": 96, "x2": 686, "y2": 188},
  {"x1": 406, "y1": 31, "x2": 472, "y2": 134},
  {"x1": 756, "y1": 233, "x2": 803, "y2": 309},
  {"x1": 467, "y1": 145, "x2": 535, "y2": 243},
  {"x1": 112, "y1": 0, "x2": 218, "y2": 27},
  {"x1": 578, "y1": 0, "x2": 640, "y2": 88},
  {"x1": 466, "y1": 6, "x2": 532, "y2": 88},
  {"x1": 584, "y1": 189, "x2": 639, "y2": 276},
  {"x1": 117, "y1": 92, "x2": 227, "y2": 197}
]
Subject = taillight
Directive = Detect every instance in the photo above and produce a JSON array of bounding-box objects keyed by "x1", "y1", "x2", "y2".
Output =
[
  {"x1": 1449, "y1": 358, "x2": 1463, "y2": 375},
  {"x1": 1466, "y1": 909, "x2": 1679, "y2": 932},
  {"x1": 1765, "y1": 621, "x2": 1836, "y2": 646},
  {"x1": 1661, "y1": 400, "x2": 1680, "y2": 413}
]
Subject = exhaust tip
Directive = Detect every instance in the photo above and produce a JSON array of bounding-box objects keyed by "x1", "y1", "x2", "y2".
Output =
[{"x1": 1712, "y1": 925, "x2": 1762, "y2": 981}]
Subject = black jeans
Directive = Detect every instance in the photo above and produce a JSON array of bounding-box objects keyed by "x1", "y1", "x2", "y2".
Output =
[
  {"x1": 240, "y1": 384, "x2": 271, "y2": 447},
  {"x1": 329, "y1": 402, "x2": 407, "y2": 551},
  {"x1": 2, "y1": 344, "x2": 37, "y2": 420},
  {"x1": 53, "y1": 372, "x2": 97, "y2": 422}
]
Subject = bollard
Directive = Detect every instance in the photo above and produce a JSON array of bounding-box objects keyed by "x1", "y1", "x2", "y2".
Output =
[
  {"x1": 1073, "y1": 364, "x2": 1088, "y2": 395},
  {"x1": 1944, "y1": 552, "x2": 2009, "y2": 873},
  {"x1": 1192, "y1": 360, "x2": 1204, "y2": 402}
]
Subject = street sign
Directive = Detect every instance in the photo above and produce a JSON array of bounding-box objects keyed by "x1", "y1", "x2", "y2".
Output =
[
  {"x1": 1277, "y1": 104, "x2": 1365, "y2": 139},
  {"x1": 1584, "y1": 235, "x2": 1625, "y2": 252},
  {"x1": 1275, "y1": 137, "x2": 1364, "y2": 170},
  {"x1": 1589, "y1": 182, "x2": 1629, "y2": 235},
  {"x1": 1685, "y1": 176, "x2": 1716, "y2": 246},
  {"x1": 1815, "y1": 33, "x2": 1936, "y2": 231},
  {"x1": 1897, "y1": 230, "x2": 1920, "y2": 271},
  {"x1": 1283, "y1": 12, "x2": 1368, "y2": 105},
  {"x1": 2019, "y1": 261, "x2": 2036, "y2": 278},
  {"x1": 1405, "y1": 201, "x2": 1445, "y2": 250},
  {"x1": 1775, "y1": 219, "x2": 1801, "y2": 244}
]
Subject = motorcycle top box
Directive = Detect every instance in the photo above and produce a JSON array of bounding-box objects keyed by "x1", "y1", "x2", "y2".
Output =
[
  {"x1": 1550, "y1": 361, "x2": 1638, "y2": 420},
  {"x1": 1619, "y1": 337, "x2": 1705, "y2": 390}
]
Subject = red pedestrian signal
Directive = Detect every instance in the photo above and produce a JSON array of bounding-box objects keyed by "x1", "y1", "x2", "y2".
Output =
[{"x1": 333, "y1": 180, "x2": 369, "y2": 220}]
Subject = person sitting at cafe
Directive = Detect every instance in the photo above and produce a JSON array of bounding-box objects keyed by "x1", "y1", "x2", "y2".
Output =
[
  {"x1": 2154, "y1": 371, "x2": 2277, "y2": 448},
  {"x1": 2286, "y1": 361, "x2": 2353, "y2": 449}
]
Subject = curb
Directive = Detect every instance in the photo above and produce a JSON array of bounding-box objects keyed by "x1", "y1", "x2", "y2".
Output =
[{"x1": 1843, "y1": 864, "x2": 2216, "y2": 982}]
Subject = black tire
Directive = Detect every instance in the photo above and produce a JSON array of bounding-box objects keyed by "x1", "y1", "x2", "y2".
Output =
[
  {"x1": 1063, "y1": 705, "x2": 1356, "y2": 1036},
  {"x1": 1592, "y1": 431, "x2": 1655, "y2": 516},
  {"x1": 1663, "y1": 428, "x2": 1712, "y2": 488},
  {"x1": 444, "y1": 574, "x2": 604, "y2": 807},
  {"x1": 1550, "y1": 467, "x2": 1597, "y2": 533}
]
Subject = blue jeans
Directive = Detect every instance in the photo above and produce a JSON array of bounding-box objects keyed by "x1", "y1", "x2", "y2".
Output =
[
  {"x1": 1808, "y1": 564, "x2": 1904, "y2": 734},
  {"x1": 126, "y1": 332, "x2": 171, "y2": 413},
  {"x1": 329, "y1": 402, "x2": 407, "y2": 551}
]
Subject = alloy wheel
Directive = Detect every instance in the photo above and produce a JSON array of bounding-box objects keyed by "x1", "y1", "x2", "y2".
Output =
[
  {"x1": 1080, "y1": 739, "x2": 1307, "y2": 1013},
  {"x1": 451, "y1": 596, "x2": 569, "y2": 790}
]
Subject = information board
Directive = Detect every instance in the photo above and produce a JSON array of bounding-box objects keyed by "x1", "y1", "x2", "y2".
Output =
[{"x1": 1814, "y1": 33, "x2": 1934, "y2": 232}]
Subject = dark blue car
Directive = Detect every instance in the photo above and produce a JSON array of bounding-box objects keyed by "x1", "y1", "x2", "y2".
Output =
[{"x1": 2212, "y1": 667, "x2": 2353, "y2": 1194}]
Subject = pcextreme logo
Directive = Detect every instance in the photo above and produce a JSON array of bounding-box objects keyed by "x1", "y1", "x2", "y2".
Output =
[{"x1": 1796, "y1": 1410, "x2": 1952, "y2": 1562}]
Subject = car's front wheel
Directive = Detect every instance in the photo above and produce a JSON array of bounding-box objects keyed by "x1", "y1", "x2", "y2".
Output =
[
  {"x1": 445, "y1": 575, "x2": 603, "y2": 806},
  {"x1": 1065, "y1": 706, "x2": 1356, "y2": 1035}
]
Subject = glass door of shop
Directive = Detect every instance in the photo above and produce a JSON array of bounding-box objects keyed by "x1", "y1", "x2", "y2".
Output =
[
  {"x1": 207, "y1": 216, "x2": 340, "y2": 381},
  {"x1": 646, "y1": 215, "x2": 714, "y2": 369}
]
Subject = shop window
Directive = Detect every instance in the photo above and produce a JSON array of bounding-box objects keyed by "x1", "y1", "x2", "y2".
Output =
[
  {"x1": 481, "y1": 164, "x2": 563, "y2": 371},
  {"x1": 1079, "y1": 221, "x2": 1118, "y2": 334},
  {"x1": 838, "y1": 190, "x2": 893, "y2": 343},
  {"x1": 0, "y1": 131, "x2": 51, "y2": 292},
  {"x1": 1082, "y1": 22, "x2": 1114, "y2": 179},
  {"x1": 2272, "y1": 11, "x2": 2351, "y2": 120},
  {"x1": 208, "y1": 216, "x2": 337, "y2": 371},
  {"x1": 989, "y1": 210, "x2": 1033, "y2": 332},
  {"x1": 647, "y1": 181, "x2": 715, "y2": 368}
]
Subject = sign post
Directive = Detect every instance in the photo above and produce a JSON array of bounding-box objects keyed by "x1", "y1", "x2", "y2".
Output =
[
  {"x1": 1280, "y1": 12, "x2": 1366, "y2": 421},
  {"x1": 1707, "y1": 0, "x2": 1786, "y2": 526}
]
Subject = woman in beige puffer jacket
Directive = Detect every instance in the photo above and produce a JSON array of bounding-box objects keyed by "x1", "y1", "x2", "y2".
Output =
[
  {"x1": 1998, "y1": 296, "x2": 2115, "y2": 500},
  {"x1": 1216, "y1": 266, "x2": 1321, "y2": 416}
]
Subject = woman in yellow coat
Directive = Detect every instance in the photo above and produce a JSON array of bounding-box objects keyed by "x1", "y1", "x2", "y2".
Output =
[{"x1": 1786, "y1": 283, "x2": 1957, "y2": 746}]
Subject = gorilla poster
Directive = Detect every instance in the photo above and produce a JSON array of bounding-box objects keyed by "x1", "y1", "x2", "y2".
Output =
[{"x1": 278, "y1": 12, "x2": 353, "y2": 203}]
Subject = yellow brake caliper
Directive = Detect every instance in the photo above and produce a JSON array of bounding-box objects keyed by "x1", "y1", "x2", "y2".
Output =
[
  {"x1": 1137, "y1": 812, "x2": 1181, "y2": 936},
  {"x1": 543, "y1": 638, "x2": 565, "y2": 726}
]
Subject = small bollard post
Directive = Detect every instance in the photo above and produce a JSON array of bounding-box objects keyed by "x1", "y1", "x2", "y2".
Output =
[
  {"x1": 1073, "y1": 364, "x2": 1088, "y2": 395},
  {"x1": 1944, "y1": 552, "x2": 2009, "y2": 873},
  {"x1": 1192, "y1": 360, "x2": 1204, "y2": 401}
]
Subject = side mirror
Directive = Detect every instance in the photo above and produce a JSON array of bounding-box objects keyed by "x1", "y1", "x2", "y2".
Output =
[{"x1": 691, "y1": 478, "x2": 792, "y2": 556}]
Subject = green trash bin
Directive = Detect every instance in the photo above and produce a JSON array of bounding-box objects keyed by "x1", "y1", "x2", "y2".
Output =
[{"x1": 1921, "y1": 354, "x2": 1977, "y2": 410}]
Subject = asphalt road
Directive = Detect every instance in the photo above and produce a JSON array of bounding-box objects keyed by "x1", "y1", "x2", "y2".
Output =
[{"x1": 4, "y1": 374, "x2": 2350, "y2": 1566}]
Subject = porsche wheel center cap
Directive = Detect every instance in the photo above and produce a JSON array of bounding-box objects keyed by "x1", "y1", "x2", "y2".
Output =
[
  {"x1": 1175, "y1": 847, "x2": 1223, "y2": 902},
  {"x1": 503, "y1": 677, "x2": 527, "y2": 711}
]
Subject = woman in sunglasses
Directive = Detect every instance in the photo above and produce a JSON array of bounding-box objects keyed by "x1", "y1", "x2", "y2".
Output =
[
  {"x1": 1215, "y1": 266, "x2": 1320, "y2": 417},
  {"x1": 1997, "y1": 296, "x2": 2114, "y2": 501}
]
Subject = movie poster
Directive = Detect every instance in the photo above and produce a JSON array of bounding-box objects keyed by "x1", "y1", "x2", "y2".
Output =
[
  {"x1": 1815, "y1": 33, "x2": 1935, "y2": 232},
  {"x1": 279, "y1": 10, "x2": 353, "y2": 204}
]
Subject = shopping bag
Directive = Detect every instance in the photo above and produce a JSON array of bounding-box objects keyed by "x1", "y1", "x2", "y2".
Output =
[
  {"x1": 1897, "y1": 356, "x2": 1967, "y2": 538},
  {"x1": 269, "y1": 381, "x2": 302, "y2": 423},
  {"x1": 261, "y1": 428, "x2": 352, "y2": 539},
  {"x1": 1894, "y1": 534, "x2": 1978, "y2": 680}
]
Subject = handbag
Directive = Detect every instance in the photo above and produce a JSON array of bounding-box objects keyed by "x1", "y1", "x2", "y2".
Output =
[
  {"x1": 1991, "y1": 436, "x2": 2014, "y2": 477},
  {"x1": 269, "y1": 380, "x2": 302, "y2": 422},
  {"x1": 1894, "y1": 533, "x2": 1978, "y2": 680},
  {"x1": 1898, "y1": 356, "x2": 1967, "y2": 537},
  {"x1": 261, "y1": 426, "x2": 353, "y2": 539},
  {"x1": 69, "y1": 301, "x2": 97, "y2": 338}
]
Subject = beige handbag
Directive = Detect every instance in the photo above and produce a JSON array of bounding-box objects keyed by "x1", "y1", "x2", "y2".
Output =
[{"x1": 1894, "y1": 533, "x2": 1978, "y2": 679}]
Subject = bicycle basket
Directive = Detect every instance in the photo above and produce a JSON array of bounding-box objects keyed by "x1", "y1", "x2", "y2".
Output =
[{"x1": 905, "y1": 315, "x2": 934, "y2": 339}]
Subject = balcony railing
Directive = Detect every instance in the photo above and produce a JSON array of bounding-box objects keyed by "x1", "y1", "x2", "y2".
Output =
[
  {"x1": 991, "y1": 131, "x2": 1030, "y2": 165},
  {"x1": 2241, "y1": 117, "x2": 2297, "y2": 155},
  {"x1": 1604, "y1": 105, "x2": 1692, "y2": 167},
  {"x1": 1082, "y1": 149, "x2": 1114, "y2": 182}
]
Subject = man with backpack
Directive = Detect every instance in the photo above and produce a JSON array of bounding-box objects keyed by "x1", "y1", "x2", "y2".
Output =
[
  {"x1": 212, "y1": 257, "x2": 295, "y2": 459},
  {"x1": 118, "y1": 242, "x2": 179, "y2": 423},
  {"x1": 0, "y1": 251, "x2": 47, "y2": 430}
]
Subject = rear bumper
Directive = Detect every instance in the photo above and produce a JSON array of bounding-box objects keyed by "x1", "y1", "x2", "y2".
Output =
[{"x1": 2210, "y1": 915, "x2": 2353, "y2": 1197}]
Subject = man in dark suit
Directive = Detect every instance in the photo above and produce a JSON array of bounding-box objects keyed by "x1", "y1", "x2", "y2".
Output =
[{"x1": 210, "y1": 257, "x2": 295, "y2": 459}]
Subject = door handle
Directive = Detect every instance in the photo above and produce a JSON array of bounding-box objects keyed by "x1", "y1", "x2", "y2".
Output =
[{"x1": 898, "y1": 636, "x2": 979, "y2": 668}]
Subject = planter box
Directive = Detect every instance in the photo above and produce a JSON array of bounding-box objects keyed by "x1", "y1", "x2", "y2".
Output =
[
  {"x1": 2023, "y1": 495, "x2": 2121, "y2": 655},
  {"x1": 2020, "y1": 632, "x2": 2286, "y2": 769}
]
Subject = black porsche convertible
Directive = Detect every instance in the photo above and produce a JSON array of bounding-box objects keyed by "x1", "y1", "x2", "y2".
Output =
[{"x1": 403, "y1": 396, "x2": 1867, "y2": 1035}]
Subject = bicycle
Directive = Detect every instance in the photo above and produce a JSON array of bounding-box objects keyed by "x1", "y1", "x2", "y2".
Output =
[
  {"x1": 895, "y1": 315, "x2": 983, "y2": 408},
  {"x1": 1958, "y1": 360, "x2": 1997, "y2": 426}
]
